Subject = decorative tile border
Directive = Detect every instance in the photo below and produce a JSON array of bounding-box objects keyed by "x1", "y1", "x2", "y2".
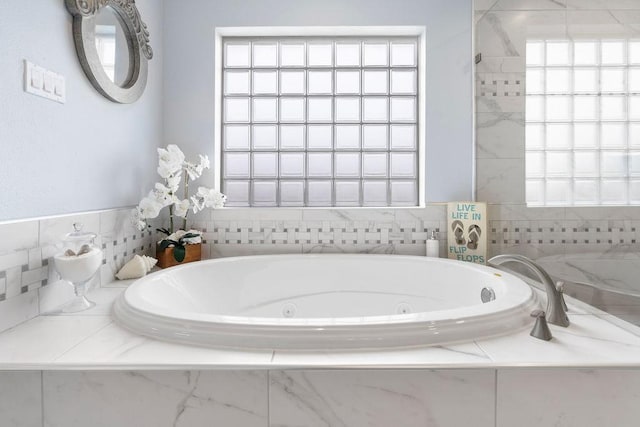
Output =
[
  {"x1": 183, "y1": 206, "x2": 450, "y2": 258},
  {"x1": 489, "y1": 221, "x2": 640, "y2": 246},
  {"x1": 187, "y1": 205, "x2": 640, "y2": 261},
  {"x1": 204, "y1": 224, "x2": 442, "y2": 246},
  {"x1": 476, "y1": 74, "x2": 523, "y2": 97},
  {"x1": 0, "y1": 231, "x2": 153, "y2": 298}
]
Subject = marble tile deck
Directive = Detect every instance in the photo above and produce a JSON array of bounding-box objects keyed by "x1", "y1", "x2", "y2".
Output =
[{"x1": 0, "y1": 279, "x2": 639, "y2": 370}]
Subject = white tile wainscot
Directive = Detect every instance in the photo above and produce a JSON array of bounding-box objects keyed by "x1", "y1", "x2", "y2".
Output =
[{"x1": 0, "y1": 282, "x2": 639, "y2": 426}]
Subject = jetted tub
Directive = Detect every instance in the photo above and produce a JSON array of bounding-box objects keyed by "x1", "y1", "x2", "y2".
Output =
[{"x1": 113, "y1": 255, "x2": 539, "y2": 350}]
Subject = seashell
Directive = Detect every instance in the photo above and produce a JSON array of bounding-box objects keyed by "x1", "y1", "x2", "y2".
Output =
[
  {"x1": 64, "y1": 245, "x2": 93, "y2": 257},
  {"x1": 141, "y1": 255, "x2": 158, "y2": 271},
  {"x1": 115, "y1": 255, "x2": 158, "y2": 280},
  {"x1": 77, "y1": 244, "x2": 92, "y2": 256}
]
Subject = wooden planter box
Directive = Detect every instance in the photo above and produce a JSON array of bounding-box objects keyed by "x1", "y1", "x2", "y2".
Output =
[{"x1": 156, "y1": 243, "x2": 202, "y2": 269}]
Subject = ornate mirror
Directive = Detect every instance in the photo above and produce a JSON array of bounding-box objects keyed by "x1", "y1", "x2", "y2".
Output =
[{"x1": 65, "y1": 0, "x2": 153, "y2": 103}]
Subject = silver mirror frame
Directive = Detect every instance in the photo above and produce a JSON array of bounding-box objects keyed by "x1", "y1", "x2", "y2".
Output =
[{"x1": 65, "y1": 0, "x2": 153, "y2": 104}]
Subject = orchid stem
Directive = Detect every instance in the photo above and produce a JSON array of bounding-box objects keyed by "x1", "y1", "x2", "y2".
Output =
[
  {"x1": 169, "y1": 204, "x2": 174, "y2": 234},
  {"x1": 183, "y1": 174, "x2": 189, "y2": 231}
]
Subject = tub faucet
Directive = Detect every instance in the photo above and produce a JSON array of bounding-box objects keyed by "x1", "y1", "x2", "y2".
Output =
[{"x1": 488, "y1": 254, "x2": 570, "y2": 327}]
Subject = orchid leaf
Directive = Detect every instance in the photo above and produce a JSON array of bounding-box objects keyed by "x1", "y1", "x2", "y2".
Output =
[
  {"x1": 173, "y1": 245, "x2": 186, "y2": 262},
  {"x1": 182, "y1": 233, "x2": 199, "y2": 239},
  {"x1": 159, "y1": 239, "x2": 181, "y2": 250},
  {"x1": 156, "y1": 228, "x2": 171, "y2": 236}
]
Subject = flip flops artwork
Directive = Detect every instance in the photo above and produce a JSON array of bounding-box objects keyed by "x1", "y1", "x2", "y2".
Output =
[
  {"x1": 447, "y1": 202, "x2": 487, "y2": 264},
  {"x1": 451, "y1": 220, "x2": 482, "y2": 250}
]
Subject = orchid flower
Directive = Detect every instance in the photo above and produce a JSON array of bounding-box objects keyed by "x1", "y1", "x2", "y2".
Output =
[
  {"x1": 157, "y1": 144, "x2": 185, "y2": 178},
  {"x1": 173, "y1": 199, "x2": 191, "y2": 218},
  {"x1": 133, "y1": 145, "x2": 225, "y2": 238}
]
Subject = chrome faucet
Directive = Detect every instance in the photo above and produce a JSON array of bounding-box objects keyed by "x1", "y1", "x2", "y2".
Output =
[{"x1": 488, "y1": 254, "x2": 570, "y2": 327}]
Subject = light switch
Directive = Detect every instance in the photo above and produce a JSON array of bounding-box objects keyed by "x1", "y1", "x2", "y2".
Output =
[
  {"x1": 31, "y1": 68, "x2": 43, "y2": 90},
  {"x1": 54, "y1": 76, "x2": 66, "y2": 102},
  {"x1": 54, "y1": 77, "x2": 65, "y2": 97},
  {"x1": 24, "y1": 60, "x2": 65, "y2": 104},
  {"x1": 43, "y1": 72, "x2": 54, "y2": 93}
]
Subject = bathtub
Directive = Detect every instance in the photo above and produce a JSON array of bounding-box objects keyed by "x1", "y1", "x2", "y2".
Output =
[{"x1": 113, "y1": 254, "x2": 539, "y2": 350}]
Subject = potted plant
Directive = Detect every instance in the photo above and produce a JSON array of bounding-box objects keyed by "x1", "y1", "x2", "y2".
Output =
[{"x1": 132, "y1": 144, "x2": 226, "y2": 268}]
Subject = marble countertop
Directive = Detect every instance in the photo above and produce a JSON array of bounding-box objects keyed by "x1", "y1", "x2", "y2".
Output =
[{"x1": 2, "y1": 279, "x2": 640, "y2": 370}]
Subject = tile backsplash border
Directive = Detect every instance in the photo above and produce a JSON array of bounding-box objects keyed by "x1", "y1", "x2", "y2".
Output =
[
  {"x1": 0, "y1": 207, "x2": 154, "y2": 333},
  {"x1": 190, "y1": 204, "x2": 640, "y2": 261},
  {"x1": 187, "y1": 205, "x2": 451, "y2": 259}
]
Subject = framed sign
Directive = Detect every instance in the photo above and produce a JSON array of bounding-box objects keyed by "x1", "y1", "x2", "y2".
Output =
[{"x1": 447, "y1": 202, "x2": 487, "y2": 264}]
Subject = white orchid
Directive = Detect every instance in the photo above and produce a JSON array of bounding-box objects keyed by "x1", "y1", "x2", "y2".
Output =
[
  {"x1": 151, "y1": 183, "x2": 177, "y2": 207},
  {"x1": 203, "y1": 188, "x2": 226, "y2": 209},
  {"x1": 166, "y1": 174, "x2": 182, "y2": 193},
  {"x1": 173, "y1": 199, "x2": 191, "y2": 218},
  {"x1": 183, "y1": 162, "x2": 202, "y2": 181},
  {"x1": 133, "y1": 145, "x2": 225, "y2": 238},
  {"x1": 157, "y1": 163, "x2": 174, "y2": 179},
  {"x1": 184, "y1": 154, "x2": 210, "y2": 181},
  {"x1": 191, "y1": 187, "x2": 226, "y2": 213},
  {"x1": 199, "y1": 154, "x2": 210, "y2": 170},
  {"x1": 157, "y1": 144, "x2": 185, "y2": 178},
  {"x1": 138, "y1": 197, "x2": 162, "y2": 220},
  {"x1": 131, "y1": 207, "x2": 148, "y2": 231}
]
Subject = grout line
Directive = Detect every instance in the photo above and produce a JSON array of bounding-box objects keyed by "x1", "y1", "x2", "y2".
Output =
[
  {"x1": 494, "y1": 369, "x2": 498, "y2": 427},
  {"x1": 475, "y1": 340, "x2": 497, "y2": 363},
  {"x1": 51, "y1": 320, "x2": 114, "y2": 362},
  {"x1": 40, "y1": 370, "x2": 44, "y2": 427},
  {"x1": 267, "y1": 370, "x2": 271, "y2": 426}
]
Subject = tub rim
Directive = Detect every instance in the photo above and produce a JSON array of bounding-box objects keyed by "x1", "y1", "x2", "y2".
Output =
[{"x1": 112, "y1": 254, "x2": 540, "y2": 350}]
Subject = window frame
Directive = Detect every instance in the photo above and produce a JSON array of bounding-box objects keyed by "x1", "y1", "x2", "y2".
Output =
[{"x1": 214, "y1": 26, "x2": 426, "y2": 208}]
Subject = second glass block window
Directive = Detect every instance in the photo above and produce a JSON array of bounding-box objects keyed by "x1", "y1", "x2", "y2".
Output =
[
  {"x1": 222, "y1": 37, "x2": 419, "y2": 206},
  {"x1": 525, "y1": 39, "x2": 640, "y2": 206}
]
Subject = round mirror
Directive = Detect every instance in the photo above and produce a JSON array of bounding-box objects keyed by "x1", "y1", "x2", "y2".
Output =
[
  {"x1": 65, "y1": 0, "x2": 153, "y2": 104},
  {"x1": 93, "y1": 6, "x2": 132, "y2": 87}
]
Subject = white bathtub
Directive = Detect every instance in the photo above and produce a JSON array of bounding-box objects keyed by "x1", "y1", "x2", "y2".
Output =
[{"x1": 113, "y1": 254, "x2": 539, "y2": 350}]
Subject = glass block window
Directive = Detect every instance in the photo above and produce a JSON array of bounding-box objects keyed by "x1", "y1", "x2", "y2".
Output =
[
  {"x1": 526, "y1": 39, "x2": 640, "y2": 206},
  {"x1": 221, "y1": 37, "x2": 419, "y2": 207}
]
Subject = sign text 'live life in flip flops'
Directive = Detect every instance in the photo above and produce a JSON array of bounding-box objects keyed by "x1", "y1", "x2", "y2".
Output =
[{"x1": 447, "y1": 202, "x2": 487, "y2": 265}]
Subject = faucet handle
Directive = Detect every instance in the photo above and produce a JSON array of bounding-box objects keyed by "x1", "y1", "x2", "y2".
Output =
[
  {"x1": 556, "y1": 281, "x2": 569, "y2": 312},
  {"x1": 530, "y1": 310, "x2": 553, "y2": 341}
]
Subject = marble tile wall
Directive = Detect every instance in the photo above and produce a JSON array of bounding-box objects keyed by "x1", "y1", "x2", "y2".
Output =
[
  {"x1": 189, "y1": 204, "x2": 640, "y2": 264},
  {"x1": 476, "y1": 0, "x2": 640, "y2": 198},
  {"x1": 2, "y1": 368, "x2": 640, "y2": 426},
  {"x1": 476, "y1": 0, "x2": 640, "y2": 261},
  {"x1": 486, "y1": 204, "x2": 640, "y2": 259},
  {"x1": 188, "y1": 206, "x2": 450, "y2": 259},
  {"x1": 0, "y1": 208, "x2": 153, "y2": 333}
]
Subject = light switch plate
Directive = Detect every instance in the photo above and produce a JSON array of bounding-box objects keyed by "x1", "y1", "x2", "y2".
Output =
[{"x1": 24, "y1": 60, "x2": 66, "y2": 104}]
